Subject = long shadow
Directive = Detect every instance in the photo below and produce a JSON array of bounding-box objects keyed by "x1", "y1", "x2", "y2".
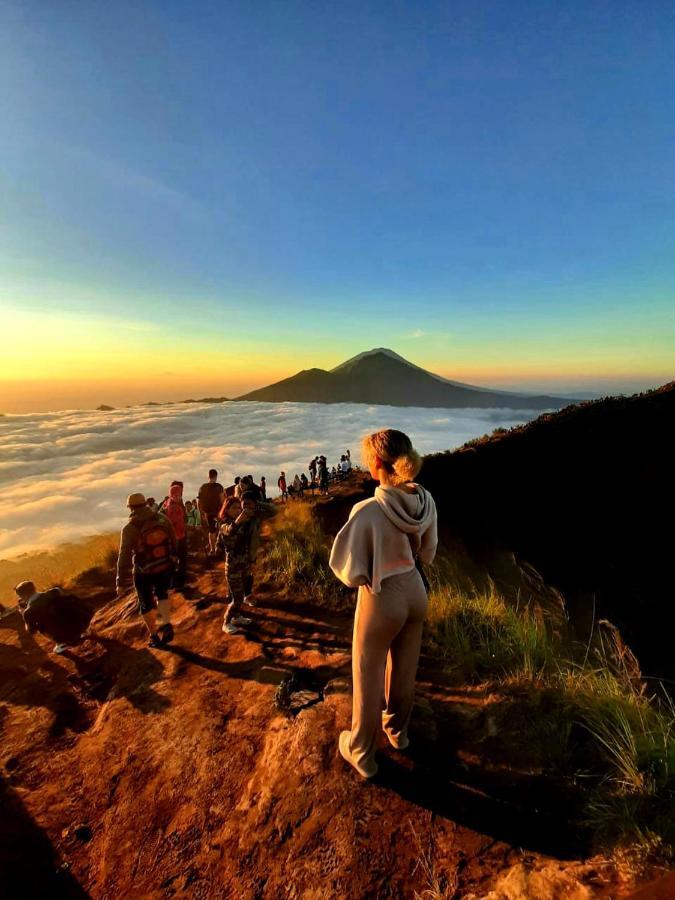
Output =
[
  {"x1": 84, "y1": 637, "x2": 171, "y2": 714},
  {"x1": 0, "y1": 774, "x2": 90, "y2": 898},
  {"x1": 163, "y1": 644, "x2": 266, "y2": 679},
  {"x1": 374, "y1": 753, "x2": 586, "y2": 859}
]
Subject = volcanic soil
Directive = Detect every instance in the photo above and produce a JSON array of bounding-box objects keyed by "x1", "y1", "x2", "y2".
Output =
[{"x1": 0, "y1": 489, "x2": 651, "y2": 899}]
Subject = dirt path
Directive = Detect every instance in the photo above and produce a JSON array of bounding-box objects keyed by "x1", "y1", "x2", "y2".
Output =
[{"x1": 1, "y1": 545, "x2": 635, "y2": 898}]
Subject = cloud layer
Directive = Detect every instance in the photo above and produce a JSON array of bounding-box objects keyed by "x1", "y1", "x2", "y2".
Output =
[{"x1": 0, "y1": 401, "x2": 538, "y2": 558}]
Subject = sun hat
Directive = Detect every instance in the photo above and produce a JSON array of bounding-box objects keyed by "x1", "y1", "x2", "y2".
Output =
[{"x1": 127, "y1": 493, "x2": 146, "y2": 508}]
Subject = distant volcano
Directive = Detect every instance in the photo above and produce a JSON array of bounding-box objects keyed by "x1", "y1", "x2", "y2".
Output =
[{"x1": 237, "y1": 348, "x2": 575, "y2": 410}]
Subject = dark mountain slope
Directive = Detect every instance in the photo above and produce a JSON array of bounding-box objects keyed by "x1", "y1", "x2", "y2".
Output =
[
  {"x1": 419, "y1": 382, "x2": 675, "y2": 678},
  {"x1": 237, "y1": 349, "x2": 573, "y2": 410}
]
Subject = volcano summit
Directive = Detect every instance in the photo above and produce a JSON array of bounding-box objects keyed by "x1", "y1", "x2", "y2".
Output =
[{"x1": 237, "y1": 349, "x2": 574, "y2": 410}]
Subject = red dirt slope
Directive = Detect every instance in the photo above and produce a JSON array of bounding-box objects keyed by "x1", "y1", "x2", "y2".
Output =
[{"x1": 0, "y1": 511, "x2": 640, "y2": 898}]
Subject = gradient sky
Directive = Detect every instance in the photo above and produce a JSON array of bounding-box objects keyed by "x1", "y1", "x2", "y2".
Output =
[{"x1": 1, "y1": 1, "x2": 674, "y2": 412}]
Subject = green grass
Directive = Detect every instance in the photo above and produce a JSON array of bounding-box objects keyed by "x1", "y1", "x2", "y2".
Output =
[
  {"x1": 425, "y1": 567, "x2": 675, "y2": 864},
  {"x1": 258, "y1": 503, "x2": 351, "y2": 610}
]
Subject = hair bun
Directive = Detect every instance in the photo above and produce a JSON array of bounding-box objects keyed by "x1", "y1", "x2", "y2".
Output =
[{"x1": 392, "y1": 450, "x2": 422, "y2": 483}]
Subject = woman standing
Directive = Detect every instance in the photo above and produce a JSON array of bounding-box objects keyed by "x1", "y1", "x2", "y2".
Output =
[{"x1": 329, "y1": 429, "x2": 437, "y2": 778}]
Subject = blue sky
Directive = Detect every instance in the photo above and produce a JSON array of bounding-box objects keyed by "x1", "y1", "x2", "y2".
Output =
[{"x1": 1, "y1": 1, "x2": 674, "y2": 410}]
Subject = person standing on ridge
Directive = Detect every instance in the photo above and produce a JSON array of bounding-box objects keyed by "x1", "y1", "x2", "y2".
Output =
[
  {"x1": 160, "y1": 482, "x2": 189, "y2": 594},
  {"x1": 329, "y1": 429, "x2": 437, "y2": 778},
  {"x1": 259, "y1": 476, "x2": 267, "y2": 500},
  {"x1": 218, "y1": 495, "x2": 257, "y2": 634},
  {"x1": 116, "y1": 493, "x2": 176, "y2": 648},
  {"x1": 278, "y1": 471, "x2": 288, "y2": 501},
  {"x1": 198, "y1": 469, "x2": 224, "y2": 556}
]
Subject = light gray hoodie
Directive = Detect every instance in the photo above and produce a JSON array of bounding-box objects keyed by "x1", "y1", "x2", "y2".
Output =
[{"x1": 329, "y1": 484, "x2": 438, "y2": 594}]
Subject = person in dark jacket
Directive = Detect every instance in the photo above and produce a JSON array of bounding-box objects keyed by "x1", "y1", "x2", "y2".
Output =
[
  {"x1": 15, "y1": 581, "x2": 92, "y2": 654},
  {"x1": 116, "y1": 493, "x2": 176, "y2": 648}
]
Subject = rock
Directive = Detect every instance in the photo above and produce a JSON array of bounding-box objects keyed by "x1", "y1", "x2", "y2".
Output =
[
  {"x1": 256, "y1": 666, "x2": 289, "y2": 686},
  {"x1": 323, "y1": 677, "x2": 351, "y2": 696},
  {"x1": 74, "y1": 824, "x2": 93, "y2": 843},
  {"x1": 288, "y1": 690, "x2": 321, "y2": 711}
]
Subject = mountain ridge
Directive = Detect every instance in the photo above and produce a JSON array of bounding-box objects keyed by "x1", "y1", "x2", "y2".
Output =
[{"x1": 237, "y1": 348, "x2": 575, "y2": 410}]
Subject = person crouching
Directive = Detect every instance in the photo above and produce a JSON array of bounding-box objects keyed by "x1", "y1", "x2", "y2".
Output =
[
  {"x1": 116, "y1": 493, "x2": 176, "y2": 648},
  {"x1": 218, "y1": 494, "x2": 257, "y2": 635},
  {"x1": 15, "y1": 581, "x2": 93, "y2": 654}
]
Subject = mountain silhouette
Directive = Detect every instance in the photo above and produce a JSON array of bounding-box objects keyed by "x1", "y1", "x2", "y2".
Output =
[{"x1": 237, "y1": 348, "x2": 574, "y2": 409}]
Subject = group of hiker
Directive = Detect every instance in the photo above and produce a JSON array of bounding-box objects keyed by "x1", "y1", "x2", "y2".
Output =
[
  {"x1": 12, "y1": 429, "x2": 437, "y2": 780},
  {"x1": 278, "y1": 450, "x2": 352, "y2": 501},
  {"x1": 115, "y1": 469, "x2": 278, "y2": 646}
]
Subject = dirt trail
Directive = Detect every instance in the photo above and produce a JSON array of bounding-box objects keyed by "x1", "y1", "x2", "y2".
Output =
[{"x1": 0, "y1": 518, "x2": 639, "y2": 898}]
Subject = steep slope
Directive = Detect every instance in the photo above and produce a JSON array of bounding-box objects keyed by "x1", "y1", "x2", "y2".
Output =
[
  {"x1": 237, "y1": 349, "x2": 573, "y2": 410},
  {"x1": 0, "y1": 491, "x2": 641, "y2": 899},
  {"x1": 419, "y1": 382, "x2": 675, "y2": 679}
]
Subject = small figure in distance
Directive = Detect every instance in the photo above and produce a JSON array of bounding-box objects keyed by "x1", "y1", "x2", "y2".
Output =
[
  {"x1": 308, "y1": 456, "x2": 318, "y2": 483},
  {"x1": 146, "y1": 497, "x2": 159, "y2": 512},
  {"x1": 318, "y1": 456, "x2": 329, "y2": 495},
  {"x1": 15, "y1": 580, "x2": 93, "y2": 655},
  {"x1": 198, "y1": 468, "x2": 224, "y2": 557},
  {"x1": 300, "y1": 473, "x2": 309, "y2": 495},
  {"x1": 218, "y1": 495, "x2": 257, "y2": 635},
  {"x1": 116, "y1": 492, "x2": 176, "y2": 649},
  {"x1": 329, "y1": 429, "x2": 438, "y2": 778},
  {"x1": 278, "y1": 471, "x2": 288, "y2": 502},
  {"x1": 292, "y1": 474, "x2": 302, "y2": 498},
  {"x1": 259, "y1": 476, "x2": 267, "y2": 501}
]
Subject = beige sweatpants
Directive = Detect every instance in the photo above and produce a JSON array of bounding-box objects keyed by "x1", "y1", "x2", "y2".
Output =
[{"x1": 347, "y1": 567, "x2": 428, "y2": 772}]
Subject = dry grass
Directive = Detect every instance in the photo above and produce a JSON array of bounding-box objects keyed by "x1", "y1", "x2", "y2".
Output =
[
  {"x1": 425, "y1": 572, "x2": 675, "y2": 864},
  {"x1": 257, "y1": 502, "x2": 351, "y2": 610},
  {"x1": 0, "y1": 533, "x2": 118, "y2": 606}
]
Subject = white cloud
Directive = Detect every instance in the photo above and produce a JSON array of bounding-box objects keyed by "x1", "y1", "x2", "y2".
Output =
[{"x1": 0, "y1": 401, "x2": 538, "y2": 558}]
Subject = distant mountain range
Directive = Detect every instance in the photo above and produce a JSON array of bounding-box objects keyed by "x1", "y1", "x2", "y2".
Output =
[{"x1": 236, "y1": 348, "x2": 575, "y2": 410}]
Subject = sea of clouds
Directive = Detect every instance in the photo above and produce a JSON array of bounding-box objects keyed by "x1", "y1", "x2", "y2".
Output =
[{"x1": 0, "y1": 401, "x2": 539, "y2": 558}]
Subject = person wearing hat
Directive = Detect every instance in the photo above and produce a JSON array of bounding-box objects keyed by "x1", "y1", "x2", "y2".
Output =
[
  {"x1": 15, "y1": 580, "x2": 92, "y2": 654},
  {"x1": 116, "y1": 492, "x2": 176, "y2": 648}
]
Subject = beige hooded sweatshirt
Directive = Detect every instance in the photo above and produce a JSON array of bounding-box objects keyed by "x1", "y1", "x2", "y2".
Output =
[{"x1": 329, "y1": 484, "x2": 438, "y2": 594}]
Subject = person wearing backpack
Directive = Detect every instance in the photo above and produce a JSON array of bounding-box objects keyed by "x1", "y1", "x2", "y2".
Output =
[
  {"x1": 116, "y1": 493, "x2": 177, "y2": 648},
  {"x1": 198, "y1": 469, "x2": 225, "y2": 556},
  {"x1": 160, "y1": 481, "x2": 189, "y2": 594}
]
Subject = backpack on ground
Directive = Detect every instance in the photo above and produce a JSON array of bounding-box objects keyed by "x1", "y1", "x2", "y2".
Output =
[{"x1": 136, "y1": 517, "x2": 174, "y2": 575}]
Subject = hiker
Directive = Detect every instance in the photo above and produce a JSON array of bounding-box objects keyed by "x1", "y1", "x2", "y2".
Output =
[
  {"x1": 341, "y1": 455, "x2": 351, "y2": 475},
  {"x1": 308, "y1": 457, "x2": 318, "y2": 482},
  {"x1": 292, "y1": 474, "x2": 302, "y2": 497},
  {"x1": 234, "y1": 476, "x2": 244, "y2": 499},
  {"x1": 259, "y1": 476, "x2": 267, "y2": 500},
  {"x1": 318, "y1": 456, "x2": 329, "y2": 495},
  {"x1": 146, "y1": 497, "x2": 158, "y2": 512},
  {"x1": 160, "y1": 482, "x2": 189, "y2": 594},
  {"x1": 300, "y1": 473, "x2": 309, "y2": 494},
  {"x1": 186, "y1": 500, "x2": 201, "y2": 529},
  {"x1": 218, "y1": 495, "x2": 257, "y2": 634},
  {"x1": 15, "y1": 581, "x2": 92, "y2": 654},
  {"x1": 198, "y1": 469, "x2": 225, "y2": 556},
  {"x1": 278, "y1": 471, "x2": 288, "y2": 501},
  {"x1": 329, "y1": 429, "x2": 437, "y2": 778},
  {"x1": 116, "y1": 493, "x2": 176, "y2": 648}
]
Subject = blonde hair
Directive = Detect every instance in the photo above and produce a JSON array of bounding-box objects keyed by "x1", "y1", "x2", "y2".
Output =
[{"x1": 361, "y1": 429, "x2": 422, "y2": 485}]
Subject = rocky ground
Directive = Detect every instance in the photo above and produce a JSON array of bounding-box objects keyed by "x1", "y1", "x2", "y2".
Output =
[{"x1": 0, "y1": 487, "x2": 666, "y2": 898}]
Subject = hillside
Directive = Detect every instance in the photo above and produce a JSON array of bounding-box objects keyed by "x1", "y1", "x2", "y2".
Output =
[
  {"x1": 2, "y1": 483, "x2": 672, "y2": 898},
  {"x1": 237, "y1": 348, "x2": 574, "y2": 410},
  {"x1": 420, "y1": 381, "x2": 675, "y2": 680}
]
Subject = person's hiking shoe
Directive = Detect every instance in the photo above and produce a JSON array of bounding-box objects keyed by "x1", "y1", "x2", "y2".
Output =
[
  {"x1": 158, "y1": 623, "x2": 174, "y2": 645},
  {"x1": 243, "y1": 595, "x2": 257, "y2": 607},
  {"x1": 222, "y1": 622, "x2": 241, "y2": 635},
  {"x1": 231, "y1": 616, "x2": 252, "y2": 627},
  {"x1": 148, "y1": 633, "x2": 163, "y2": 648},
  {"x1": 53, "y1": 643, "x2": 68, "y2": 654},
  {"x1": 383, "y1": 730, "x2": 410, "y2": 750},
  {"x1": 338, "y1": 730, "x2": 378, "y2": 779}
]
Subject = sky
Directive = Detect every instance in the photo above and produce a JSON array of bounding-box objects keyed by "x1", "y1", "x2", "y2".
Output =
[
  {"x1": 1, "y1": 1, "x2": 674, "y2": 412},
  {"x1": 0, "y1": 400, "x2": 537, "y2": 558}
]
